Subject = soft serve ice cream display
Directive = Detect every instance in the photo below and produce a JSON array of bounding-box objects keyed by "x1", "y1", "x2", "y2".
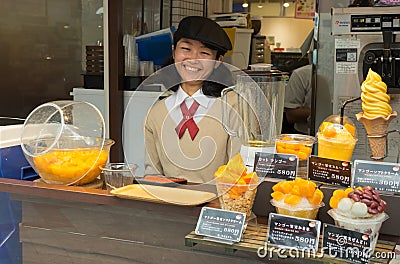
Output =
[
  {"x1": 317, "y1": 115, "x2": 357, "y2": 161},
  {"x1": 270, "y1": 178, "x2": 324, "y2": 219},
  {"x1": 359, "y1": 69, "x2": 392, "y2": 118},
  {"x1": 328, "y1": 186, "x2": 389, "y2": 251},
  {"x1": 356, "y1": 68, "x2": 397, "y2": 160}
]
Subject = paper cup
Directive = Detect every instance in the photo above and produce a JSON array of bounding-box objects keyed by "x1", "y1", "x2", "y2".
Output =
[
  {"x1": 328, "y1": 209, "x2": 389, "y2": 251},
  {"x1": 271, "y1": 199, "x2": 324, "y2": 220},
  {"x1": 216, "y1": 181, "x2": 257, "y2": 219}
]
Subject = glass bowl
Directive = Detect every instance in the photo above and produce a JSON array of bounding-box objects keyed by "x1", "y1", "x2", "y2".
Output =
[
  {"x1": 21, "y1": 101, "x2": 112, "y2": 185},
  {"x1": 29, "y1": 137, "x2": 114, "y2": 185}
]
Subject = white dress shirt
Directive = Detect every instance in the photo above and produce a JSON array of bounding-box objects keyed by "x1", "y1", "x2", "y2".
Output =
[{"x1": 165, "y1": 86, "x2": 216, "y2": 126}]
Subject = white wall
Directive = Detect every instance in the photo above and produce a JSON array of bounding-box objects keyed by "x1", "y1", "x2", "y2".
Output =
[
  {"x1": 249, "y1": 1, "x2": 314, "y2": 50},
  {"x1": 260, "y1": 17, "x2": 314, "y2": 50}
]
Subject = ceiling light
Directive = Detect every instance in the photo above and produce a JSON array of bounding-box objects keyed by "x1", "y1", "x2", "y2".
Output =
[
  {"x1": 258, "y1": 1, "x2": 263, "y2": 8},
  {"x1": 283, "y1": 2, "x2": 290, "y2": 7},
  {"x1": 242, "y1": 1, "x2": 249, "y2": 8}
]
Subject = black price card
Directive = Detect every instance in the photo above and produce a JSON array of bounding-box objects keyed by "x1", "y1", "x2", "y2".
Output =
[
  {"x1": 352, "y1": 160, "x2": 400, "y2": 193},
  {"x1": 308, "y1": 156, "x2": 352, "y2": 187},
  {"x1": 267, "y1": 213, "x2": 321, "y2": 251},
  {"x1": 323, "y1": 224, "x2": 371, "y2": 264},
  {"x1": 254, "y1": 152, "x2": 297, "y2": 180},
  {"x1": 195, "y1": 207, "x2": 246, "y2": 243}
]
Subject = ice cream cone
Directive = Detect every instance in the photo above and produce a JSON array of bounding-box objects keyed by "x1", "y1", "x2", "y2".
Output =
[{"x1": 356, "y1": 111, "x2": 397, "y2": 160}]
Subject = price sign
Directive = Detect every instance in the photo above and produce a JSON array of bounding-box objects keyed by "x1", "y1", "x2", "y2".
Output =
[
  {"x1": 309, "y1": 156, "x2": 352, "y2": 187},
  {"x1": 352, "y1": 160, "x2": 400, "y2": 193},
  {"x1": 323, "y1": 224, "x2": 371, "y2": 264},
  {"x1": 254, "y1": 152, "x2": 297, "y2": 180},
  {"x1": 267, "y1": 213, "x2": 321, "y2": 251},
  {"x1": 195, "y1": 207, "x2": 246, "y2": 243}
]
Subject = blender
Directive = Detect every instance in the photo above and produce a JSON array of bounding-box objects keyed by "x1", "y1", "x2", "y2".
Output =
[{"x1": 221, "y1": 71, "x2": 287, "y2": 170}]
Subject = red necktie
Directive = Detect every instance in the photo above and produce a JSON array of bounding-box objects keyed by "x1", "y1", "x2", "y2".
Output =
[{"x1": 175, "y1": 100, "x2": 200, "y2": 140}]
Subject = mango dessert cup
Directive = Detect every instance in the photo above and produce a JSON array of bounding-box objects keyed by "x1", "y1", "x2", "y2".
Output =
[
  {"x1": 216, "y1": 181, "x2": 258, "y2": 218},
  {"x1": 317, "y1": 115, "x2": 357, "y2": 161},
  {"x1": 271, "y1": 199, "x2": 324, "y2": 219},
  {"x1": 270, "y1": 178, "x2": 324, "y2": 220},
  {"x1": 214, "y1": 153, "x2": 259, "y2": 219},
  {"x1": 275, "y1": 134, "x2": 316, "y2": 161},
  {"x1": 275, "y1": 134, "x2": 316, "y2": 178}
]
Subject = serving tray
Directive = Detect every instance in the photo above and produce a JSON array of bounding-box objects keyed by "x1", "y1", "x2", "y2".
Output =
[{"x1": 110, "y1": 184, "x2": 216, "y2": 206}]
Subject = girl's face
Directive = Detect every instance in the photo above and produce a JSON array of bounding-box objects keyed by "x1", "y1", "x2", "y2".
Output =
[{"x1": 173, "y1": 38, "x2": 222, "y2": 95}]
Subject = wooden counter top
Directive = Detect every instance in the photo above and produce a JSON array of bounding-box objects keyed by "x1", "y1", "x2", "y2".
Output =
[{"x1": 0, "y1": 178, "x2": 214, "y2": 217}]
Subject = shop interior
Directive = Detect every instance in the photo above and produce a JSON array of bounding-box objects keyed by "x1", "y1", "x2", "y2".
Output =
[{"x1": 0, "y1": 0, "x2": 400, "y2": 263}]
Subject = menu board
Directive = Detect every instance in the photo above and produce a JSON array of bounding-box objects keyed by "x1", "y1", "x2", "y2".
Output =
[
  {"x1": 323, "y1": 224, "x2": 371, "y2": 264},
  {"x1": 309, "y1": 156, "x2": 352, "y2": 187},
  {"x1": 353, "y1": 160, "x2": 400, "y2": 193},
  {"x1": 195, "y1": 207, "x2": 246, "y2": 243},
  {"x1": 254, "y1": 152, "x2": 297, "y2": 180},
  {"x1": 267, "y1": 213, "x2": 321, "y2": 251},
  {"x1": 295, "y1": 0, "x2": 316, "y2": 19}
]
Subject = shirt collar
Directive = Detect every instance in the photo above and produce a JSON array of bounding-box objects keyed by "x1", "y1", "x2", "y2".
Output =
[{"x1": 174, "y1": 86, "x2": 211, "y2": 109}]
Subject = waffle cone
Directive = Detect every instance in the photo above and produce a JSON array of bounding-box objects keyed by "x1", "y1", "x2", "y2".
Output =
[{"x1": 356, "y1": 111, "x2": 397, "y2": 160}]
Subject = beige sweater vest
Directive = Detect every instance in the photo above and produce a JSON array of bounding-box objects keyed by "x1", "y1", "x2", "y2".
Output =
[{"x1": 144, "y1": 97, "x2": 241, "y2": 183}]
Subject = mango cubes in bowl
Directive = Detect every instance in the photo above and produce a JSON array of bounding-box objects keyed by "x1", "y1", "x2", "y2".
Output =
[
  {"x1": 32, "y1": 138, "x2": 114, "y2": 185},
  {"x1": 275, "y1": 134, "x2": 316, "y2": 161},
  {"x1": 271, "y1": 178, "x2": 324, "y2": 219},
  {"x1": 214, "y1": 153, "x2": 259, "y2": 218}
]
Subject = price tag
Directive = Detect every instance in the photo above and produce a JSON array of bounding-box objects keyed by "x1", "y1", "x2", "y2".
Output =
[
  {"x1": 267, "y1": 213, "x2": 321, "y2": 251},
  {"x1": 254, "y1": 152, "x2": 297, "y2": 180},
  {"x1": 195, "y1": 207, "x2": 246, "y2": 243},
  {"x1": 322, "y1": 224, "x2": 371, "y2": 264},
  {"x1": 308, "y1": 156, "x2": 352, "y2": 187},
  {"x1": 352, "y1": 160, "x2": 400, "y2": 193}
]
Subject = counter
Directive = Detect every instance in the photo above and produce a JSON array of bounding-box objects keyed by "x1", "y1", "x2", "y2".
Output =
[
  {"x1": 0, "y1": 178, "x2": 268, "y2": 264},
  {"x1": 0, "y1": 178, "x2": 398, "y2": 263}
]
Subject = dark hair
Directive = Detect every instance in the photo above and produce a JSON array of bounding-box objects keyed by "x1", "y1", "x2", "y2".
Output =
[
  {"x1": 163, "y1": 62, "x2": 232, "y2": 98},
  {"x1": 173, "y1": 38, "x2": 225, "y2": 59}
]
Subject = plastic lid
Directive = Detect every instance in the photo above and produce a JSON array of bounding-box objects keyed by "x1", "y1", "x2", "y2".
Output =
[{"x1": 317, "y1": 115, "x2": 358, "y2": 141}]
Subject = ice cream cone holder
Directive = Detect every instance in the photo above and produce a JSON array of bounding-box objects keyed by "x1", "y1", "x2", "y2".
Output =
[{"x1": 366, "y1": 129, "x2": 400, "y2": 161}]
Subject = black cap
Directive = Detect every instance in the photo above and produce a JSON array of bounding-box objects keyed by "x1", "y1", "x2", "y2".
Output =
[{"x1": 174, "y1": 16, "x2": 232, "y2": 55}]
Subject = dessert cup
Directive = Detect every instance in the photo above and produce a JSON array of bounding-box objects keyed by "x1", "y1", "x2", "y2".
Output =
[
  {"x1": 275, "y1": 134, "x2": 316, "y2": 178},
  {"x1": 216, "y1": 181, "x2": 258, "y2": 219},
  {"x1": 271, "y1": 199, "x2": 324, "y2": 220},
  {"x1": 317, "y1": 115, "x2": 358, "y2": 161},
  {"x1": 317, "y1": 137, "x2": 357, "y2": 161},
  {"x1": 328, "y1": 209, "x2": 389, "y2": 251},
  {"x1": 356, "y1": 111, "x2": 397, "y2": 161}
]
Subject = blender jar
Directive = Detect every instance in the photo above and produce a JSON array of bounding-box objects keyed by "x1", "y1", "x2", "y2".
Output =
[{"x1": 21, "y1": 101, "x2": 114, "y2": 185}]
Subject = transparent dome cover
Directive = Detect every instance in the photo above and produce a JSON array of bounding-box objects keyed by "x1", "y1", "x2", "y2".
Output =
[
  {"x1": 317, "y1": 115, "x2": 358, "y2": 141},
  {"x1": 21, "y1": 101, "x2": 114, "y2": 185}
]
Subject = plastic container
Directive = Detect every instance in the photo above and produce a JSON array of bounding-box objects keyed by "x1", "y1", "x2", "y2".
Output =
[
  {"x1": 328, "y1": 209, "x2": 389, "y2": 251},
  {"x1": 216, "y1": 181, "x2": 258, "y2": 219},
  {"x1": 21, "y1": 101, "x2": 114, "y2": 185},
  {"x1": 317, "y1": 115, "x2": 358, "y2": 161},
  {"x1": 275, "y1": 134, "x2": 316, "y2": 178},
  {"x1": 271, "y1": 199, "x2": 324, "y2": 220},
  {"x1": 102, "y1": 163, "x2": 138, "y2": 191}
]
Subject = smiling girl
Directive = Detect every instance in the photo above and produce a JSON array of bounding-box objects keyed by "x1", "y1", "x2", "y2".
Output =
[{"x1": 144, "y1": 16, "x2": 241, "y2": 183}]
